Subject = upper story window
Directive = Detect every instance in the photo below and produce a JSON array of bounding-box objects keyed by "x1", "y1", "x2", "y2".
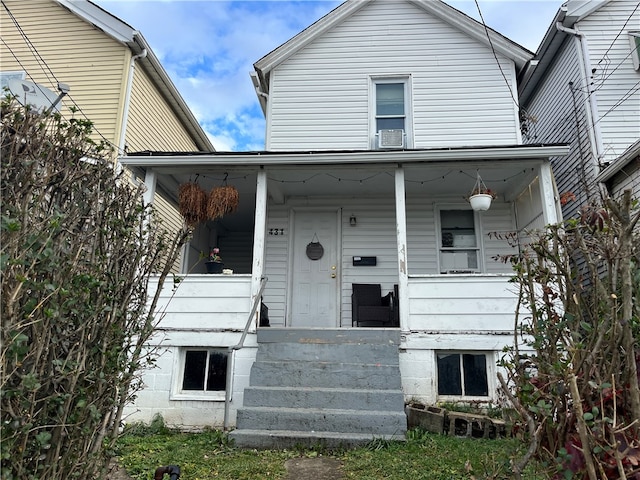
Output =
[
  {"x1": 371, "y1": 76, "x2": 412, "y2": 149},
  {"x1": 630, "y1": 32, "x2": 640, "y2": 70},
  {"x1": 438, "y1": 208, "x2": 480, "y2": 274}
]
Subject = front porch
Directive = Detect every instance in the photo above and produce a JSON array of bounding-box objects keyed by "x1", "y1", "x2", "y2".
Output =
[{"x1": 121, "y1": 145, "x2": 566, "y2": 430}]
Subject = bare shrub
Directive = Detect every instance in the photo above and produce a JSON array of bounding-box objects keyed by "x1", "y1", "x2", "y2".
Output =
[
  {"x1": 500, "y1": 191, "x2": 640, "y2": 479},
  {"x1": 1, "y1": 99, "x2": 191, "y2": 479}
]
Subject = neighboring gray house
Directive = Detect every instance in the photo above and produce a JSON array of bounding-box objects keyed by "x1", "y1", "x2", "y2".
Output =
[
  {"x1": 520, "y1": 0, "x2": 640, "y2": 217},
  {"x1": 121, "y1": 0, "x2": 568, "y2": 447}
]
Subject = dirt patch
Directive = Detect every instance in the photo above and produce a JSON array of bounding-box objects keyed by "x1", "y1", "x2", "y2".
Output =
[
  {"x1": 284, "y1": 457, "x2": 344, "y2": 480},
  {"x1": 107, "y1": 459, "x2": 133, "y2": 480}
]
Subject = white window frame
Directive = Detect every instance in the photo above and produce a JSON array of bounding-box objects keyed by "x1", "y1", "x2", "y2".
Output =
[
  {"x1": 435, "y1": 351, "x2": 493, "y2": 400},
  {"x1": 369, "y1": 75, "x2": 413, "y2": 149},
  {"x1": 170, "y1": 347, "x2": 229, "y2": 402},
  {"x1": 629, "y1": 32, "x2": 640, "y2": 71},
  {"x1": 435, "y1": 205, "x2": 484, "y2": 274}
]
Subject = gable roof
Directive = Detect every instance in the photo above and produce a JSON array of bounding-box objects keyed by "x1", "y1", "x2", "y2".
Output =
[
  {"x1": 519, "y1": 0, "x2": 611, "y2": 105},
  {"x1": 252, "y1": 0, "x2": 533, "y2": 100},
  {"x1": 54, "y1": 0, "x2": 214, "y2": 151}
]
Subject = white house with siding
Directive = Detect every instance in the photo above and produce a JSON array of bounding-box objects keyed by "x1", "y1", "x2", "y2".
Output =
[
  {"x1": 519, "y1": 0, "x2": 640, "y2": 217},
  {"x1": 121, "y1": 0, "x2": 568, "y2": 446}
]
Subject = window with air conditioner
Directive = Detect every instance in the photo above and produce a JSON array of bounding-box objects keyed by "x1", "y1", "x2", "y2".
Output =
[
  {"x1": 438, "y1": 208, "x2": 480, "y2": 273},
  {"x1": 371, "y1": 77, "x2": 412, "y2": 149}
]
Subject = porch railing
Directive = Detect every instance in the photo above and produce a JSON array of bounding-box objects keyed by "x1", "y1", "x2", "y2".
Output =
[{"x1": 223, "y1": 276, "x2": 268, "y2": 431}]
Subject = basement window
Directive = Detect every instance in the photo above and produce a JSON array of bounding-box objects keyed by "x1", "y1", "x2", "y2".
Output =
[
  {"x1": 437, "y1": 352, "x2": 489, "y2": 397},
  {"x1": 172, "y1": 348, "x2": 228, "y2": 401}
]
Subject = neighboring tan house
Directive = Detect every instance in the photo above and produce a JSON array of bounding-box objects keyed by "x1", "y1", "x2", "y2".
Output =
[
  {"x1": 120, "y1": 0, "x2": 568, "y2": 447},
  {"x1": 1, "y1": 0, "x2": 214, "y2": 238},
  {"x1": 519, "y1": 0, "x2": 640, "y2": 217}
]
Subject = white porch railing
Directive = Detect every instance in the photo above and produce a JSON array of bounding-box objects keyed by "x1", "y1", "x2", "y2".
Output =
[
  {"x1": 406, "y1": 274, "x2": 520, "y2": 332},
  {"x1": 149, "y1": 274, "x2": 254, "y2": 331}
]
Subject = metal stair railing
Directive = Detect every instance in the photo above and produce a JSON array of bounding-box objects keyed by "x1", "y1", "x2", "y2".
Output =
[{"x1": 223, "y1": 276, "x2": 267, "y2": 431}]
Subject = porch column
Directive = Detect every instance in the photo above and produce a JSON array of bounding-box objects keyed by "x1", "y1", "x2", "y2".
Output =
[
  {"x1": 394, "y1": 166, "x2": 409, "y2": 333},
  {"x1": 142, "y1": 168, "x2": 157, "y2": 206},
  {"x1": 538, "y1": 162, "x2": 560, "y2": 225},
  {"x1": 250, "y1": 169, "x2": 268, "y2": 332}
]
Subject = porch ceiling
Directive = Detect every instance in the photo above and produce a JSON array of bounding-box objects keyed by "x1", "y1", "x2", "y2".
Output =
[{"x1": 122, "y1": 144, "x2": 569, "y2": 231}]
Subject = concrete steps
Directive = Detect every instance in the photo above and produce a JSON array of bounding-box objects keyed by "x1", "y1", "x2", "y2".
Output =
[{"x1": 229, "y1": 328, "x2": 407, "y2": 449}]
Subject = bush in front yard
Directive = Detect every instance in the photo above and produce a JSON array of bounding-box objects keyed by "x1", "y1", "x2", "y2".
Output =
[{"x1": 1, "y1": 99, "x2": 190, "y2": 479}]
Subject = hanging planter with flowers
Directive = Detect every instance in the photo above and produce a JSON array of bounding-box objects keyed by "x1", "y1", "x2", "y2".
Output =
[{"x1": 467, "y1": 172, "x2": 497, "y2": 211}]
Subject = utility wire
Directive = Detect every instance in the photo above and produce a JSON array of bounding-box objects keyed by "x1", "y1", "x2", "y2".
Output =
[
  {"x1": 595, "y1": 2, "x2": 640, "y2": 69},
  {"x1": 1, "y1": 0, "x2": 121, "y2": 154},
  {"x1": 473, "y1": 0, "x2": 521, "y2": 110}
]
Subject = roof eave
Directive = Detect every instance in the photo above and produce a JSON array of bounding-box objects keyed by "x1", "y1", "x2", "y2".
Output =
[
  {"x1": 595, "y1": 140, "x2": 640, "y2": 183},
  {"x1": 254, "y1": 0, "x2": 533, "y2": 94},
  {"x1": 54, "y1": 0, "x2": 214, "y2": 152}
]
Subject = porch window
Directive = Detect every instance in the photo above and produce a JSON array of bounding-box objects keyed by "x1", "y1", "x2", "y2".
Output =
[
  {"x1": 371, "y1": 76, "x2": 412, "y2": 148},
  {"x1": 181, "y1": 349, "x2": 227, "y2": 393},
  {"x1": 438, "y1": 209, "x2": 479, "y2": 273},
  {"x1": 437, "y1": 352, "x2": 488, "y2": 397}
]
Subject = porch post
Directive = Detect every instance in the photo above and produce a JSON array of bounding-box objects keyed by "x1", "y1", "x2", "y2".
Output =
[
  {"x1": 538, "y1": 162, "x2": 560, "y2": 225},
  {"x1": 142, "y1": 168, "x2": 157, "y2": 206},
  {"x1": 250, "y1": 169, "x2": 268, "y2": 331},
  {"x1": 394, "y1": 166, "x2": 409, "y2": 333}
]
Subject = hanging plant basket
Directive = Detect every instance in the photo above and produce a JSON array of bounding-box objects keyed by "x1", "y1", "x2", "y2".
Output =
[
  {"x1": 467, "y1": 173, "x2": 496, "y2": 211},
  {"x1": 178, "y1": 182, "x2": 207, "y2": 226},
  {"x1": 207, "y1": 185, "x2": 239, "y2": 220},
  {"x1": 469, "y1": 193, "x2": 493, "y2": 211}
]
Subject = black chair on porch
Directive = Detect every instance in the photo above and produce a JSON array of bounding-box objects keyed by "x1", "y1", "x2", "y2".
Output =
[{"x1": 351, "y1": 283, "x2": 393, "y2": 327}]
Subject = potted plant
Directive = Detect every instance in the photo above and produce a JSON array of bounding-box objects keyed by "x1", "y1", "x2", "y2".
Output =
[
  {"x1": 205, "y1": 247, "x2": 224, "y2": 274},
  {"x1": 467, "y1": 174, "x2": 497, "y2": 211}
]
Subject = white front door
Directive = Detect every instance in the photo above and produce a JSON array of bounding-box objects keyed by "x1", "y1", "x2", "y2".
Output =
[{"x1": 290, "y1": 210, "x2": 339, "y2": 327}]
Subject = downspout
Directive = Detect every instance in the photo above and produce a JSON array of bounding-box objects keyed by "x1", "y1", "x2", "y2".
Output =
[
  {"x1": 555, "y1": 22, "x2": 605, "y2": 169},
  {"x1": 119, "y1": 47, "x2": 148, "y2": 153}
]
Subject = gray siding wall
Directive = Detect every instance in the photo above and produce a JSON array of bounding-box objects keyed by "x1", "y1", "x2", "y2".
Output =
[
  {"x1": 263, "y1": 195, "x2": 516, "y2": 326},
  {"x1": 523, "y1": 36, "x2": 596, "y2": 220},
  {"x1": 267, "y1": 0, "x2": 521, "y2": 151}
]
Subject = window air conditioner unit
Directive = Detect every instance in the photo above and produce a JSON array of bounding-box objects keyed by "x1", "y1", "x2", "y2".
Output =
[{"x1": 377, "y1": 129, "x2": 405, "y2": 149}]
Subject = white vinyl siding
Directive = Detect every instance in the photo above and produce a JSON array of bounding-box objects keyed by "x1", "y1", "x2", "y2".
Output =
[
  {"x1": 578, "y1": 1, "x2": 640, "y2": 165},
  {"x1": 263, "y1": 194, "x2": 516, "y2": 327},
  {"x1": 267, "y1": 0, "x2": 521, "y2": 151}
]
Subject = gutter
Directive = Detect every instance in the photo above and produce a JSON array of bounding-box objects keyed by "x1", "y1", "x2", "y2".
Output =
[
  {"x1": 120, "y1": 144, "x2": 570, "y2": 169},
  {"x1": 119, "y1": 45, "x2": 147, "y2": 153}
]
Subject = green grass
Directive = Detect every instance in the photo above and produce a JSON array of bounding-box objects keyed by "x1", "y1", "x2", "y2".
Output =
[{"x1": 114, "y1": 428, "x2": 549, "y2": 480}]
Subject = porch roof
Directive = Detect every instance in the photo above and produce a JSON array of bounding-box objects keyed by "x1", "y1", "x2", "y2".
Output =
[
  {"x1": 120, "y1": 144, "x2": 568, "y2": 231},
  {"x1": 121, "y1": 143, "x2": 568, "y2": 169}
]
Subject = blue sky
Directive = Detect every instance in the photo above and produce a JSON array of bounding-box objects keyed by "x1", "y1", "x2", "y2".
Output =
[{"x1": 93, "y1": 0, "x2": 562, "y2": 151}]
